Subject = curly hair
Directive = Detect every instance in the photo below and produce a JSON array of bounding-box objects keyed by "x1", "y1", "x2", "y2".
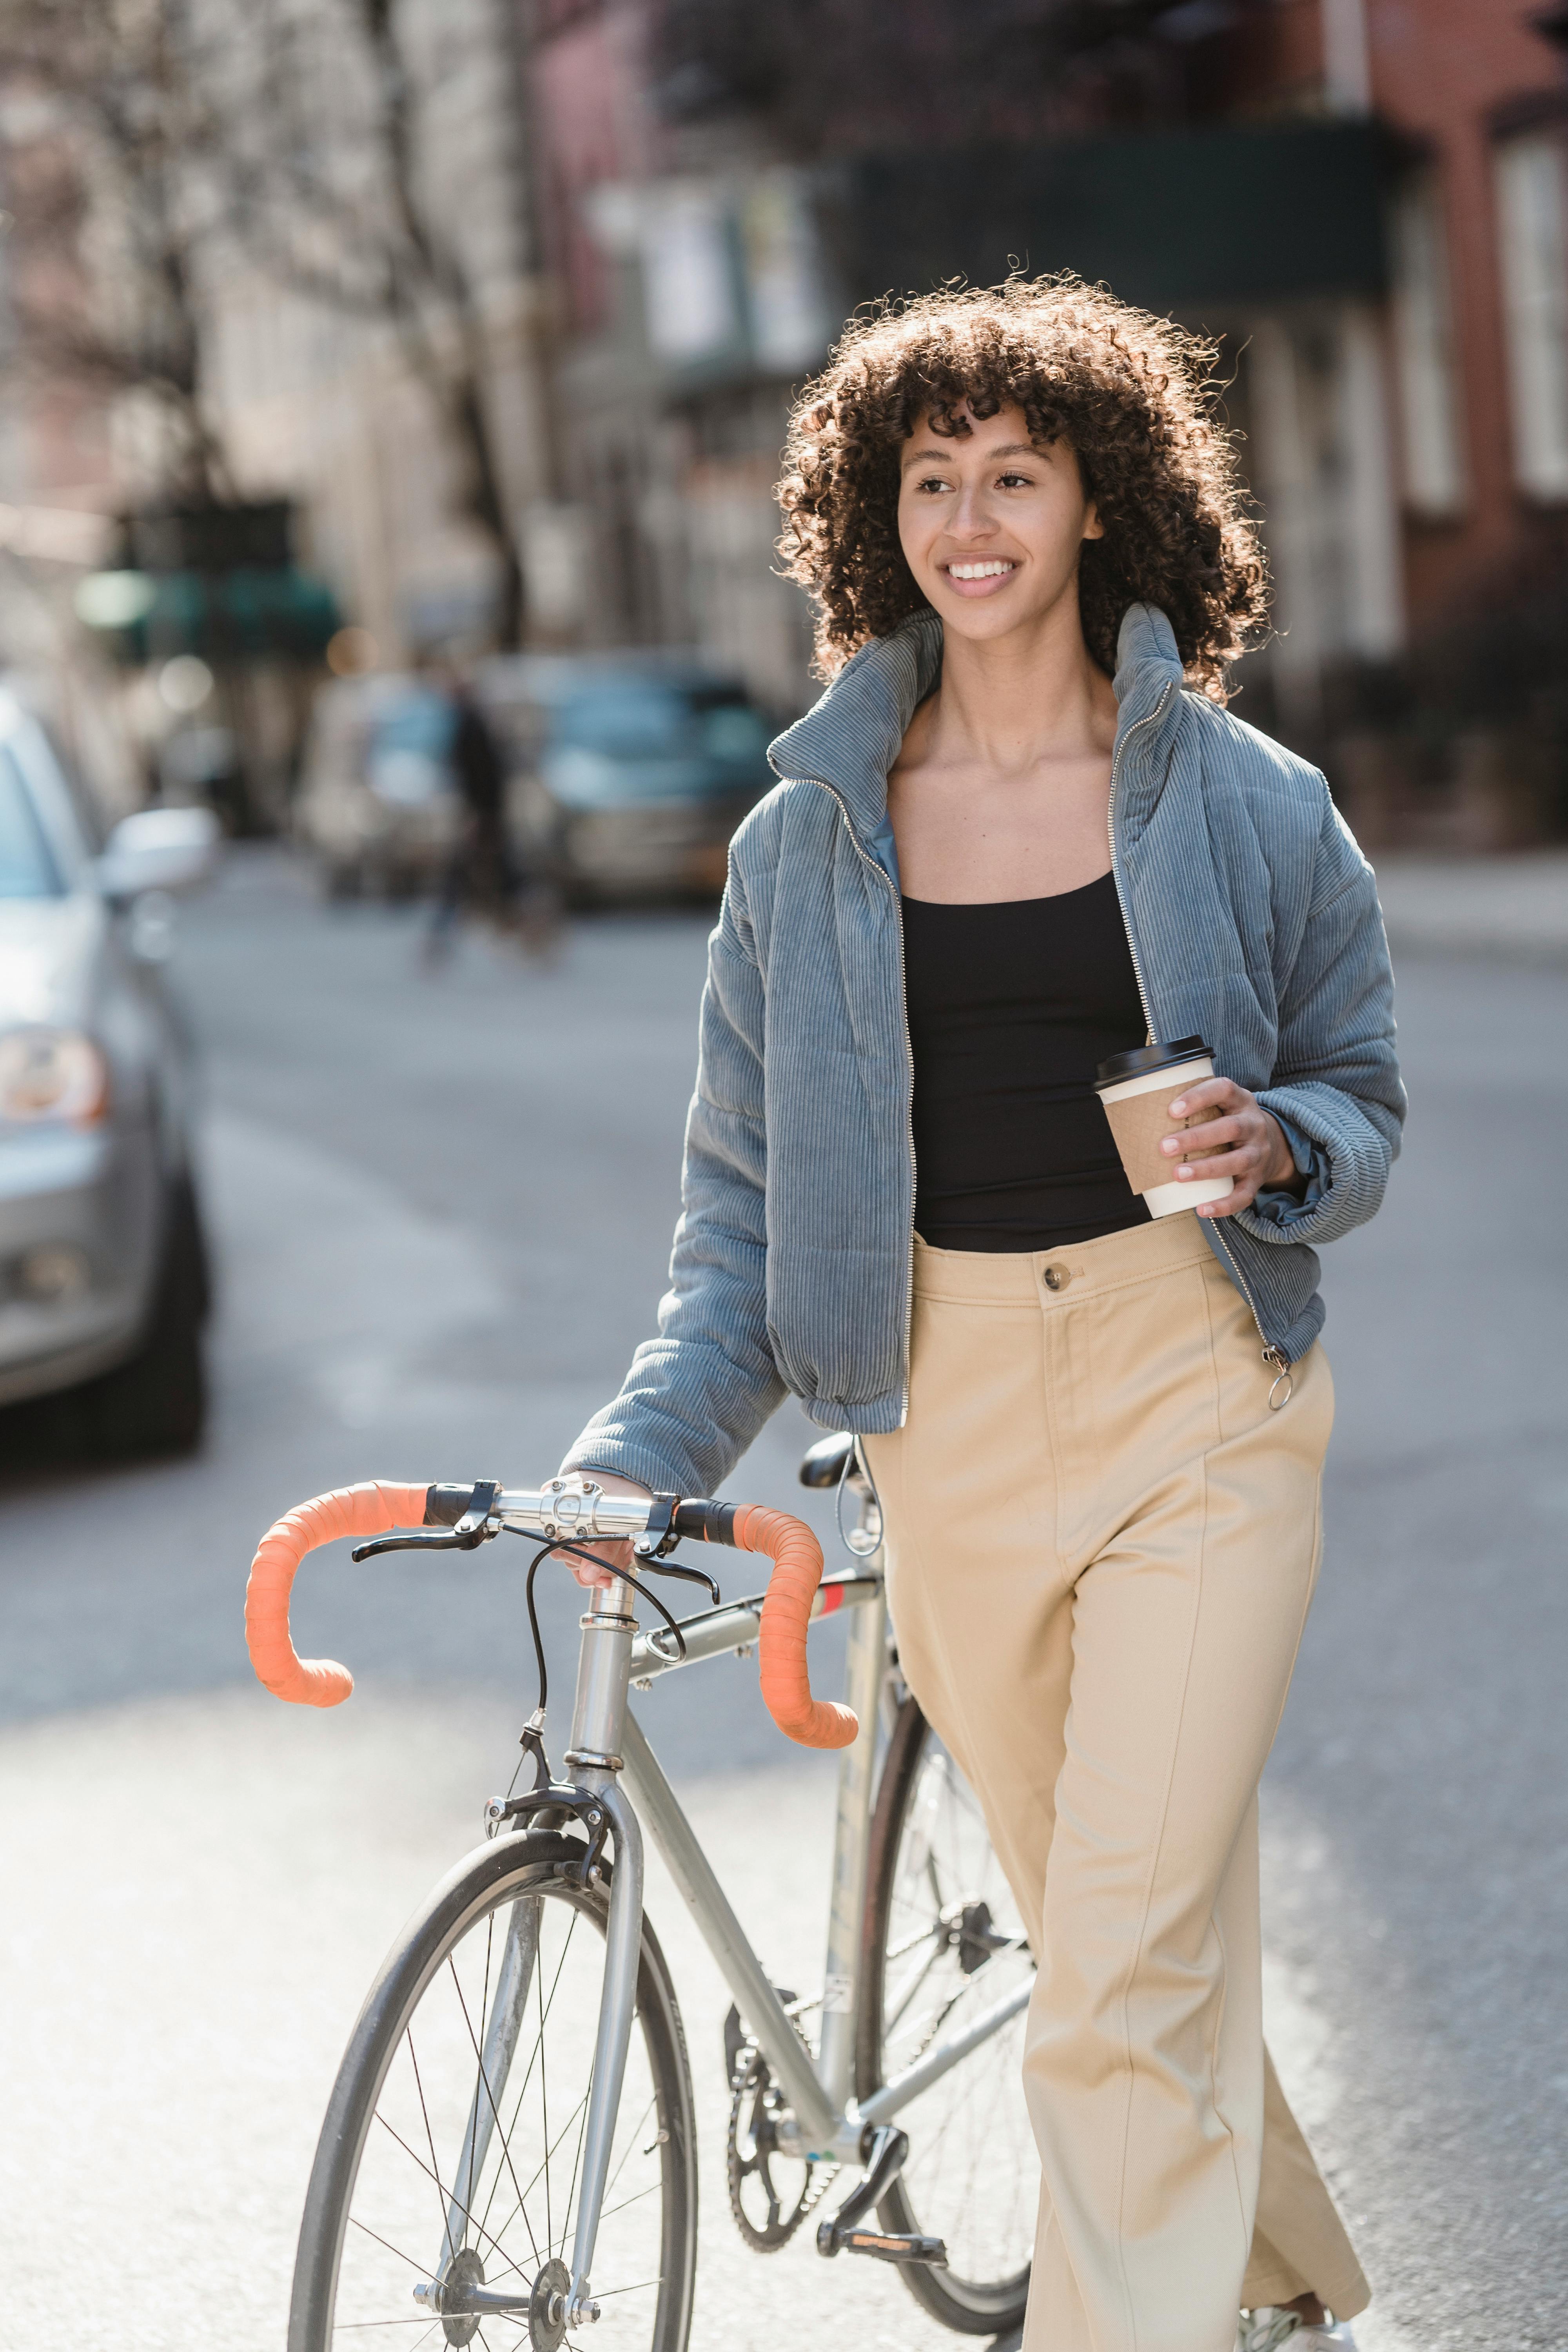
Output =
[{"x1": 775, "y1": 275, "x2": 1268, "y2": 699}]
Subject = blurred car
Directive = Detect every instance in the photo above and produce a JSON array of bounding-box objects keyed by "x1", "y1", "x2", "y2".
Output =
[
  {"x1": 487, "y1": 657, "x2": 775, "y2": 904},
  {"x1": 294, "y1": 674, "x2": 462, "y2": 898},
  {"x1": 0, "y1": 697, "x2": 219, "y2": 1456}
]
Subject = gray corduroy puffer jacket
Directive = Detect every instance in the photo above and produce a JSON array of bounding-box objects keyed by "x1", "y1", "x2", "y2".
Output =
[{"x1": 566, "y1": 603, "x2": 1405, "y2": 1501}]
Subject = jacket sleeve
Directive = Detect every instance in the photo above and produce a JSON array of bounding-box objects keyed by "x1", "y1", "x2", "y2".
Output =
[
  {"x1": 559, "y1": 864, "x2": 787, "y2": 1498},
  {"x1": 1242, "y1": 792, "x2": 1406, "y2": 1248}
]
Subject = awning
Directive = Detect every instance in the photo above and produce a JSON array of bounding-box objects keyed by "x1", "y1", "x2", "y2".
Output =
[{"x1": 848, "y1": 119, "x2": 1391, "y2": 313}]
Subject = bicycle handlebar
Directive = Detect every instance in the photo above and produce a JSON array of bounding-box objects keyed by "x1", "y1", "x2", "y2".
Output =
[{"x1": 243, "y1": 1478, "x2": 859, "y2": 1748}]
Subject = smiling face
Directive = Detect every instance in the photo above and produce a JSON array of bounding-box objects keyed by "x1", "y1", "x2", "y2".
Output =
[{"x1": 896, "y1": 401, "x2": 1104, "y2": 650}]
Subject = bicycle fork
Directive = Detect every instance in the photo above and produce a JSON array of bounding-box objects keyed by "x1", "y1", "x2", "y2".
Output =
[{"x1": 556, "y1": 1580, "x2": 647, "y2": 2329}]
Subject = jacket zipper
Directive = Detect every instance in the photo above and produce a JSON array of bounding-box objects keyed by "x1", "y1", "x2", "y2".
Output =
[
  {"x1": 1105, "y1": 683, "x2": 1293, "y2": 1402},
  {"x1": 1104, "y1": 684, "x2": 1172, "y2": 1042},
  {"x1": 806, "y1": 776, "x2": 918, "y2": 1423}
]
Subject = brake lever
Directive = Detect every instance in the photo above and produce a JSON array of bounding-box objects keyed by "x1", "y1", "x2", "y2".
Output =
[
  {"x1": 628, "y1": 1497, "x2": 721, "y2": 1604},
  {"x1": 351, "y1": 1480, "x2": 501, "y2": 1564},
  {"x1": 632, "y1": 1553, "x2": 722, "y2": 1607}
]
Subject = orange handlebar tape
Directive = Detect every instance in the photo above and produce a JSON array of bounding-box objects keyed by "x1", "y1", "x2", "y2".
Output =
[
  {"x1": 734, "y1": 1503, "x2": 859, "y2": 1751},
  {"x1": 245, "y1": 1480, "x2": 429, "y2": 1707}
]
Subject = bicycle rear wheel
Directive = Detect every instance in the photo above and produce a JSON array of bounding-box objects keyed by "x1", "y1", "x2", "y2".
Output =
[
  {"x1": 857, "y1": 1696, "x2": 1037, "y2": 2334},
  {"x1": 290, "y1": 1830, "x2": 697, "y2": 2352}
]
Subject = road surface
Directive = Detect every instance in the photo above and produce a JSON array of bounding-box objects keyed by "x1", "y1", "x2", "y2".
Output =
[{"x1": 0, "y1": 849, "x2": 1561, "y2": 2350}]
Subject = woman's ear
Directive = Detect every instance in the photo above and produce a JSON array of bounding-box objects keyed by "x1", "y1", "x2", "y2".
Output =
[{"x1": 1082, "y1": 501, "x2": 1105, "y2": 543}]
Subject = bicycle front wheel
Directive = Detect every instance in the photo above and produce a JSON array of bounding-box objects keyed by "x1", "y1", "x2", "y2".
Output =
[
  {"x1": 290, "y1": 1830, "x2": 697, "y2": 2352},
  {"x1": 858, "y1": 1696, "x2": 1038, "y2": 2335}
]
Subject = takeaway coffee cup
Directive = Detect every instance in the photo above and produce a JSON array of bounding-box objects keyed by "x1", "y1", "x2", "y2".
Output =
[{"x1": 1094, "y1": 1036, "x2": 1234, "y2": 1218}]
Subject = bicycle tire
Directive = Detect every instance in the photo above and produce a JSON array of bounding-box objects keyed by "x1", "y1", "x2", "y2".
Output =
[
  {"x1": 857, "y1": 1697, "x2": 1036, "y2": 2335},
  {"x1": 289, "y1": 1829, "x2": 697, "y2": 2352}
]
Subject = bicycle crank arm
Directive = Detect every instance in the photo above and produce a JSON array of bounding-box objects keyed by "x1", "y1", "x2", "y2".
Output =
[{"x1": 816, "y1": 2122, "x2": 949, "y2": 2268}]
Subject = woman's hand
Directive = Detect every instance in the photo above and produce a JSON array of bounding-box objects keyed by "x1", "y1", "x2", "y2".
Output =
[
  {"x1": 1160, "y1": 1075, "x2": 1300, "y2": 1219},
  {"x1": 564, "y1": 1471, "x2": 652, "y2": 1589}
]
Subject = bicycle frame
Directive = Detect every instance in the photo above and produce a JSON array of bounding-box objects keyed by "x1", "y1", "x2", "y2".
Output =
[{"x1": 489, "y1": 1549, "x2": 1034, "y2": 2327}]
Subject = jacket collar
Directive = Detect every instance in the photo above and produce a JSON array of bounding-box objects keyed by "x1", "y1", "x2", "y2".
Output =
[{"x1": 769, "y1": 603, "x2": 1187, "y2": 871}]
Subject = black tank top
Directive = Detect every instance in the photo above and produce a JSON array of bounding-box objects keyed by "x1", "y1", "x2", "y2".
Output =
[{"x1": 902, "y1": 871, "x2": 1151, "y2": 1252}]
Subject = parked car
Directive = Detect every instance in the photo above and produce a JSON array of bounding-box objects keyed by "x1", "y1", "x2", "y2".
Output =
[
  {"x1": 294, "y1": 674, "x2": 462, "y2": 898},
  {"x1": 485, "y1": 656, "x2": 775, "y2": 904},
  {"x1": 0, "y1": 696, "x2": 219, "y2": 1459}
]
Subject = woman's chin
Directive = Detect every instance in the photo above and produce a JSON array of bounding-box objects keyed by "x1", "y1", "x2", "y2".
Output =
[{"x1": 931, "y1": 584, "x2": 1052, "y2": 641}]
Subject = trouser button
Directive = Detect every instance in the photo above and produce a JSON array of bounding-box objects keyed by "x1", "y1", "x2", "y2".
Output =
[{"x1": 1042, "y1": 1263, "x2": 1071, "y2": 1291}]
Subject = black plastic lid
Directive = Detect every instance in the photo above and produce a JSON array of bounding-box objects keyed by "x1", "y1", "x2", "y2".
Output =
[{"x1": 1094, "y1": 1035, "x2": 1211, "y2": 1089}]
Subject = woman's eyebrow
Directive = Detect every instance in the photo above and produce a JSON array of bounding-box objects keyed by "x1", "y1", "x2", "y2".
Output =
[{"x1": 900, "y1": 439, "x2": 1044, "y2": 470}]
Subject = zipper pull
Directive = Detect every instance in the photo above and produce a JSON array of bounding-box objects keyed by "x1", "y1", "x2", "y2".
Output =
[{"x1": 1263, "y1": 1348, "x2": 1294, "y2": 1412}]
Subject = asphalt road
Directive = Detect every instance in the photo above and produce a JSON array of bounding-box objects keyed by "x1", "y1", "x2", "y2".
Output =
[{"x1": 0, "y1": 848, "x2": 1562, "y2": 2352}]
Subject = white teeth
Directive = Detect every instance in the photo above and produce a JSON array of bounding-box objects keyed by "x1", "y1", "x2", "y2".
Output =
[{"x1": 947, "y1": 561, "x2": 1014, "y2": 580}]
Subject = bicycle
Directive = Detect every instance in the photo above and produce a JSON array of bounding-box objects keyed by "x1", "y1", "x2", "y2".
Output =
[{"x1": 246, "y1": 1437, "x2": 1039, "y2": 2352}]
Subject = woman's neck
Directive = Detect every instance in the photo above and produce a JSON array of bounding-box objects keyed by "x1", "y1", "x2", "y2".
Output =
[
  {"x1": 916, "y1": 596, "x2": 1118, "y2": 774},
  {"x1": 889, "y1": 593, "x2": 1123, "y2": 904}
]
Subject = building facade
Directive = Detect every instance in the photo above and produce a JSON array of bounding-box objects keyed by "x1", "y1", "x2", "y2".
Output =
[{"x1": 528, "y1": 0, "x2": 1568, "y2": 839}]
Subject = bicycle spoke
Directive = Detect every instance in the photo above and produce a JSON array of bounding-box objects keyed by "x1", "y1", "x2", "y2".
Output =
[
  {"x1": 543, "y1": 2175, "x2": 663, "y2": 2263},
  {"x1": 866, "y1": 1717, "x2": 1036, "y2": 2320},
  {"x1": 368, "y1": 2109, "x2": 527, "y2": 2283},
  {"x1": 555, "y1": 2085, "x2": 656, "y2": 2264},
  {"x1": 446, "y1": 1956, "x2": 543, "y2": 2269},
  {"x1": 303, "y1": 1858, "x2": 690, "y2": 2349},
  {"x1": 403, "y1": 2034, "x2": 459, "y2": 2249},
  {"x1": 555, "y1": 2060, "x2": 597, "y2": 2258},
  {"x1": 466, "y1": 1909, "x2": 498, "y2": 2249},
  {"x1": 883, "y1": 1932, "x2": 945, "y2": 2033},
  {"x1": 332, "y1": 2323, "x2": 444, "y2": 2336},
  {"x1": 346, "y1": 2212, "x2": 431, "y2": 2274},
  {"x1": 475, "y1": 1912, "x2": 581, "y2": 2246},
  {"x1": 472, "y1": 2086, "x2": 590, "y2": 2263}
]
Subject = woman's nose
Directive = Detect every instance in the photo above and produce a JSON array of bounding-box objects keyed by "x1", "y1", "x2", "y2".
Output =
[{"x1": 949, "y1": 484, "x2": 997, "y2": 539}]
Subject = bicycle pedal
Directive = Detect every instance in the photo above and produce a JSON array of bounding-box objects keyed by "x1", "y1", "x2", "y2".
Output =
[{"x1": 838, "y1": 2228, "x2": 948, "y2": 2268}]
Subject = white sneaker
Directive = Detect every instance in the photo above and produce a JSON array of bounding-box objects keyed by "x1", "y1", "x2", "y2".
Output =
[{"x1": 1237, "y1": 2312, "x2": 1357, "y2": 2352}]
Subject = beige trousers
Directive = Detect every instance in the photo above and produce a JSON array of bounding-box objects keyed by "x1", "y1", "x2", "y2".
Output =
[{"x1": 863, "y1": 1214, "x2": 1369, "y2": 2352}]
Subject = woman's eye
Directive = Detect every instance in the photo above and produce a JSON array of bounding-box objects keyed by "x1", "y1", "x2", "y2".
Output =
[
  {"x1": 997, "y1": 472, "x2": 1032, "y2": 490},
  {"x1": 915, "y1": 475, "x2": 949, "y2": 495}
]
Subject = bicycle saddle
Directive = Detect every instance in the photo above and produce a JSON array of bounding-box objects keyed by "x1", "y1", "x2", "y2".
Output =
[{"x1": 798, "y1": 1430, "x2": 872, "y2": 1496}]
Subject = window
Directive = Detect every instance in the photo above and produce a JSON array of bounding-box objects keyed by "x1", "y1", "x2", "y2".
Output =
[
  {"x1": 1495, "y1": 132, "x2": 1568, "y2": 499},
  {"x1": 1389, "y1": 170, "x2": 1466, "y2": 515}
]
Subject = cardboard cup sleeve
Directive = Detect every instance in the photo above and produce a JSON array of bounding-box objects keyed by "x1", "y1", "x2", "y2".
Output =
[{"x1": 1101, "y1": 1093, "x2": 1223, "y2": 1196}]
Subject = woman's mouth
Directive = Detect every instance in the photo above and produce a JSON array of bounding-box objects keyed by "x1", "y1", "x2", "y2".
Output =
[{"x1": 942, "y1": 559, "x2": 1017, "y2": 597}]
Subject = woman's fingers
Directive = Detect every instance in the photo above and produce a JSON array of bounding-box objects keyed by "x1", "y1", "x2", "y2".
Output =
[
  {"x1": 1161, "y1": 1113, "x2": 1250, "y2": 1159},
  {"x1": 565, "y1": 1472, "x2": 653, "y2": 1588},
  {"x1": 571, "y1": 1538, "x2": 636, "y2": 1588},
  {"x1": 1167, "y1": 1076, "x2": 1243, "y2": 1120},
  {"x1": 1151, "y1": 1074, "x2": 1289, "y2": 1220},
  {"x1": 1175, "y1": 1142, "x2": 1258, "y2": 1176}
]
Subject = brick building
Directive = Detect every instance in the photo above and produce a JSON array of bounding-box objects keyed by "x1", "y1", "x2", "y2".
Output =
[{"x1": 526, "y1": 0, "x2": 1568, "y2": 836}]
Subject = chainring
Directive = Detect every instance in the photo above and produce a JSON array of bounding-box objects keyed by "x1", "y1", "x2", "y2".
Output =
[{"x1": 725, "y1": 2044, "x2": 837, "y2": 2252}]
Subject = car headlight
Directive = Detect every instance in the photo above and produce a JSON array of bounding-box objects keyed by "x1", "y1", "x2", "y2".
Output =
[{"x1": 0, "y1": 1028, "x2": 110, "y2": 1125}]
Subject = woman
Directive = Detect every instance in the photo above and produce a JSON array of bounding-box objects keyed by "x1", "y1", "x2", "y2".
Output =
[{"x1": 563, "y1": 276, "x2": 1402, "y2": 2352}]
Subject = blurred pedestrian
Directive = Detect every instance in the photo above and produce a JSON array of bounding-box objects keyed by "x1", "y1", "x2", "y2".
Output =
[
  {"x1": 424, "y1": 660, "x2": 559, "y2": 965},
  {"x1": 557, "y1": 279, "x2": 1404, "y2": 2352}
]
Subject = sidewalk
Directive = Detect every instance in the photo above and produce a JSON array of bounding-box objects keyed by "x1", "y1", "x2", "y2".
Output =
[{"x1": 1370, "y1": 850, "x2": 1568, "y2": 965}]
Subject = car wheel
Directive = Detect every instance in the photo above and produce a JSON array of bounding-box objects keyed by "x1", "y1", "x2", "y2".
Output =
[{"x1": 15, "y1": 1174, "x2": 211, "y2": 1465}]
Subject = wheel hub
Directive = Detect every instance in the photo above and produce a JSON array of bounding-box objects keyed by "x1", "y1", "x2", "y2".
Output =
[
  {"x1": 528, "y1": 2258, "x2": 571, "y2": 2351},
  {"x1": 439, "y1": 2247, "x2": 485, "y2": 2347}
]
